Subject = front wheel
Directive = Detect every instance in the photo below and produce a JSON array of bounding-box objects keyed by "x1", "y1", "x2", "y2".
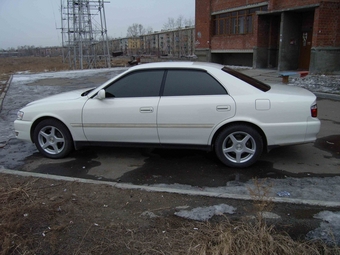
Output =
[
  {"x1": 214, "y1": 124, "x2": 263, "y2": 168},
  {"x1": 33, "y1": 119, "x2": 74, "y2": 159}
]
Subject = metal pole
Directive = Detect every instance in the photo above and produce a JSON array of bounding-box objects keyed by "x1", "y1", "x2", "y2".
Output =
[
  {"x1": 72, "y1": 1, "x2": 77, "y2": 69},
  {"x1": 78, "y1": 0, "x2": 83, "y2": 69},
  {"x1": 60, "y1": 0, "x2": 65, "y2": 63},
  {"x1": 99, "y1": 0, "x2": 111, "y2": 68}
]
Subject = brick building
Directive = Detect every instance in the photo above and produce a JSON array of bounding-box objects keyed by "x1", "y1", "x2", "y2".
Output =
[{"x1": 195, "y1": 0, "x2": 340, "y2": 73}]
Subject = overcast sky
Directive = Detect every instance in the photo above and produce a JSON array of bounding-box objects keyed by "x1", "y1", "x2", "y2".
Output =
[{"x1": 0, "y1": 0, "x2": 195, "y2": 50}]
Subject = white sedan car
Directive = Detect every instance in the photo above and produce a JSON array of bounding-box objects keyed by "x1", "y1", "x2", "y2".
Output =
[{"x1": 14, "y1": 62, "x2": 320, "y2": 168}]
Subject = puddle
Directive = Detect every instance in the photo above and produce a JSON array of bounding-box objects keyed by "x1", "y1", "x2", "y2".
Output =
[
  {"x1": 315, "y1": 135, "x2": 340, "y2": 159},
  {"x1": 21, "y1": 149, "x2": 102, "y2": 180},
  {"x1": 117, "y1": 149, "x2": 289, "y2": 186}
]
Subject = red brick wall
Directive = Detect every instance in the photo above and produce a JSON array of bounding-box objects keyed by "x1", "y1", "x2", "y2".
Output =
[
  {"x1": 211, "y1": 34, "x2": 256, "y2": 50},
  {"x1": 269, "y1": 0, "x2": 338, "y2": 10},
  {"x1": 211, "y1": 14, "x2": 259, "y2": 50},
  {"x1": 196, "y1": 0, "x2": 262, "y2": 50},
  {"x1": 210, "y1": 0, "x2": 261, "y2": 12},
  {"x1": 195, "y1": 0, "x2": 211, "y2": 49},
  {"x1": 313, "y1": 1, "x2": 340, "y2": 47},
  {"x1": 195, "y1": 0, "x2": 340, "y2": 50}
]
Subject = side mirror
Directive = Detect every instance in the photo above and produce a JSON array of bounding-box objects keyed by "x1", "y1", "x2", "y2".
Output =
[{"x1": 96, "y1": 89, "x2": 106, "y2": 100}]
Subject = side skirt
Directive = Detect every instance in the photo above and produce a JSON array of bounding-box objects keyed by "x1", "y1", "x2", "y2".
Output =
[{"x1": 74, "y1": 141, "x2": 212, "y2": 152}]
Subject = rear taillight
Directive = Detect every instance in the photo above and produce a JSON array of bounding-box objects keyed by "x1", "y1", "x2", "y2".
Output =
[{"x1": 311, "y1": 104, "x2": 318, "y2": 118}]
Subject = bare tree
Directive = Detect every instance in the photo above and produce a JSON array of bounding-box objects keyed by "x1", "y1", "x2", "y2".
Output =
[
  {"x1": 163, "y1": 17, "x2": 176, "y2": 30},
  {"x1": 164, "y1": 15, "x2": 193, "y2": 30},
  {"x1": 176, "y1": 15, "x2": 185, "y2": 28},
  {"x1": 145, "y1": 26, "x2": 153, "y2": 34},
  {"x1": 185, "y1": 17, "x2": 194, "y2": 27},
  {"x1": 127, "y1": 23, "x2": 145, "y2": 37},
  {"x1": 137, "y1": 24, "x2": 146, "y2": 36}
]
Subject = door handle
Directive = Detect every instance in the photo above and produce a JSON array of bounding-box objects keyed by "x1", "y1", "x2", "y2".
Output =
[
  {"x1": 216, "y1": 105, "x2": 231, "y2": 111},
  {"x1": 140, "y1": 107, "x2": 154, "y2": 113}
]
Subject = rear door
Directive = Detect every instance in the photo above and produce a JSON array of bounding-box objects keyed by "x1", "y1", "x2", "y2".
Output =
[{"x1": 157, "y1": 69, "x2": 236, "y2": 145}]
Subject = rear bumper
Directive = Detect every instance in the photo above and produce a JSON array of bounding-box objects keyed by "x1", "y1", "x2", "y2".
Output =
[
  {"x1": 264, "y1": 118, "x2": 321, "y2": 147},
  {"x1": 305, "y1": 117, "x2": 321, "y2": 142}
]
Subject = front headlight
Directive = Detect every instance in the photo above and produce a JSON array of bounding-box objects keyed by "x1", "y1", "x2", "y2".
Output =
[{"x1": 17, "y1": 111, "x2": 24, "y2": 120}]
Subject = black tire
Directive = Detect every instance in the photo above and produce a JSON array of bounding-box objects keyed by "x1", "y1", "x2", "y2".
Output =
[
  {"x1": 33, "y1": 119, "x2": 74, "y2": 159},
  {"x1": 214, "y1": 124, "x2": 263, "y2": 168}
]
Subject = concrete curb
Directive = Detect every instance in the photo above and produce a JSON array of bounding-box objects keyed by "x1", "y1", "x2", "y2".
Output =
[
  {"x1": 1, "y1": 168, "x2": 340, "y2": 208},
  {"x1": 0, "y1": 75, "x2": 12, "y2": 112},
  {"x1": 315, "y1": 92, "x2": 340, "y2": 101}
]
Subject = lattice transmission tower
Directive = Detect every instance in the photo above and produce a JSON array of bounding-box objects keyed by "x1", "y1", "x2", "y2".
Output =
[{"x1": 60, "y1": 0, "x2": 111, "y2": 69}]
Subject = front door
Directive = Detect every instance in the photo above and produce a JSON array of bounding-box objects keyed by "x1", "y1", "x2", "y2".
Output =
[
  {"x1": 298, "y1": 31, "x2": 312, "y2": 70},
  {"x1": 82, "y1": 97, "x2": 160, "y2": 143},
  {"x1": 82, "y1": 70, "x2": 164, "y2": 143}
]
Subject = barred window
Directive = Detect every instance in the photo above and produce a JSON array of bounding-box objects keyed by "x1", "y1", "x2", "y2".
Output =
[{"x1": 213, "y1": 6, "x2": 267, "y2": 35}]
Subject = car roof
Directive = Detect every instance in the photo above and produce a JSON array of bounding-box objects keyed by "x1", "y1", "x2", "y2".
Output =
[
  {"x1": 128, "y1": 61, "x2": 224, "y2": 71},
  {"x1": 89, "y1": 61, "x2": 265, "y2": 98}
]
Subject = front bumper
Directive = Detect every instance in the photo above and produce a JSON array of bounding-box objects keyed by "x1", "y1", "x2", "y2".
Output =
[{"x1": 14, "y1": 120, "x2": 33, "y2": 142}]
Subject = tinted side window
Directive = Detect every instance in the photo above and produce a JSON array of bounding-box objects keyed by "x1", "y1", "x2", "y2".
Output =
[
  {"x1": 105, "y1": 70, "x2": 164, "y2": 98},
  {"x1": 163, "y1": 70, "x2": 227, "y2": 96}
]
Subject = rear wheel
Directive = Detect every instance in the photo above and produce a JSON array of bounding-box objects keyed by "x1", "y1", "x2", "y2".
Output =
[
  {"x1": 33, "y1": 119, "x2": 73, "y2": 159},
  {"x1": 215, "y1": 124, "x2": 263, "y2": 168}
]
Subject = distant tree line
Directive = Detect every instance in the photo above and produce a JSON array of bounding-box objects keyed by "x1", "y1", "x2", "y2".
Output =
[
  {"x1": 126, "y1": 15, "x2": 194, "y2": 38},
  {"x1": 0, "y1": 45, "x2": 63, "y2": 58},
  {"x1": 1, "y1": 45, "x2": 37, "y2": 55}
]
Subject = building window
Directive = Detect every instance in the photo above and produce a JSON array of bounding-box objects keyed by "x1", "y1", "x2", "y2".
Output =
[{"x1": 213, "y1": 6, "x2": 267, "y2": 35}]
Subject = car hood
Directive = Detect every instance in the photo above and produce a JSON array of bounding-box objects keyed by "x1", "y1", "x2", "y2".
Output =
[
  {"x1": 268, "y1": 84, "x2": 316, "y2": 98},
  {"x1": 26, "y1": 88, "x2": 93, "y2": 106}
]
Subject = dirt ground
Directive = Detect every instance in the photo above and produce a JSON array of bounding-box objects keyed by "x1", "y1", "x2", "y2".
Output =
[
  {"x1": 1, "y1": 173, "x2": 339, "y2": 255},
  {"x1": 1, "y1": 57, "x2": 340, "y2": 254},
  {"x1": 0, "y1": 56, "x2": 129, "y2": 95}
]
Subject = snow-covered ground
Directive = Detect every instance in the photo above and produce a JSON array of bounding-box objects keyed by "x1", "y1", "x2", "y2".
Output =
[
  {"x1": 306, "y1": 211, "x2": 340, "y2": 245},
  {"x1": 11, "y1": 67, "x2": 128, "y2": 86},
  {"x1": 291, "y1": 74, "x2": 340, "y2": 95}
]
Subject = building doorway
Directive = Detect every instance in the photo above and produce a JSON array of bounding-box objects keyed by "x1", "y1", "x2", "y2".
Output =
[
  {"x1": 298, "y1": 31, "x2": 312, "y2": 70},
  {"x1": 298, "y1": 11, "x2": 314, "y2": 70}
]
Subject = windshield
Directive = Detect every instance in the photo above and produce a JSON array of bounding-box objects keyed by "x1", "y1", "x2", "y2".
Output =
[{"x1": 222, "y1": 67, "x2": 271, "y2": 92}]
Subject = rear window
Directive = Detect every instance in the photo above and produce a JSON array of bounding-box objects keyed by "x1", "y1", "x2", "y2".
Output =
[{"x1": 222, "y1": 67, "x2": 271, "y2": 92}]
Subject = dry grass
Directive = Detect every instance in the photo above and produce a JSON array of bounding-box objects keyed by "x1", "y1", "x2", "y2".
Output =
[
  {"x1": 0, "y1": 56, "x2": 69, "y2": 76},
  {"x1": 0, "y1": 56, "x2": 130, "y2": 76},
  {"x1": 0, "y1": 179, "x2": 67, "y2": 254},
  {"x1": 0, "y1": 56, "x2": 129, "y2": 95},
  {"x1": 1, "y1": 175, "x2": 339, "y2": 255},
  {"x1": 0, "y1": 56, "x2": 70, "y2": 95}
]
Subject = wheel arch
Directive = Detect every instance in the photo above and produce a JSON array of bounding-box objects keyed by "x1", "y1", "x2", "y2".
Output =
[
  {"x1": 211, "y1": 121, "x2": 268, "y2": 150},
  {"x1": 30, "y1": 116, "x2": 73, "y2": 143}
]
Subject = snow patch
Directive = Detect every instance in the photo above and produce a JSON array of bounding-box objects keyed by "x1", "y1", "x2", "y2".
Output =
[
  {"x1": 11, "y1": 67, "x2": 129, "y2": 85},
  {"x1": 151, "y1": 176, "x2": 340, "y2": 204},
  {"x1": 306, "y1": 211, "x2": 340, "y2": 246},
  {"x1": 175, "y1": 204, "x2": 236, "y2": 221},
  {"x1": 290, "y1": 75, "x2": 340, "y2": 94}
]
